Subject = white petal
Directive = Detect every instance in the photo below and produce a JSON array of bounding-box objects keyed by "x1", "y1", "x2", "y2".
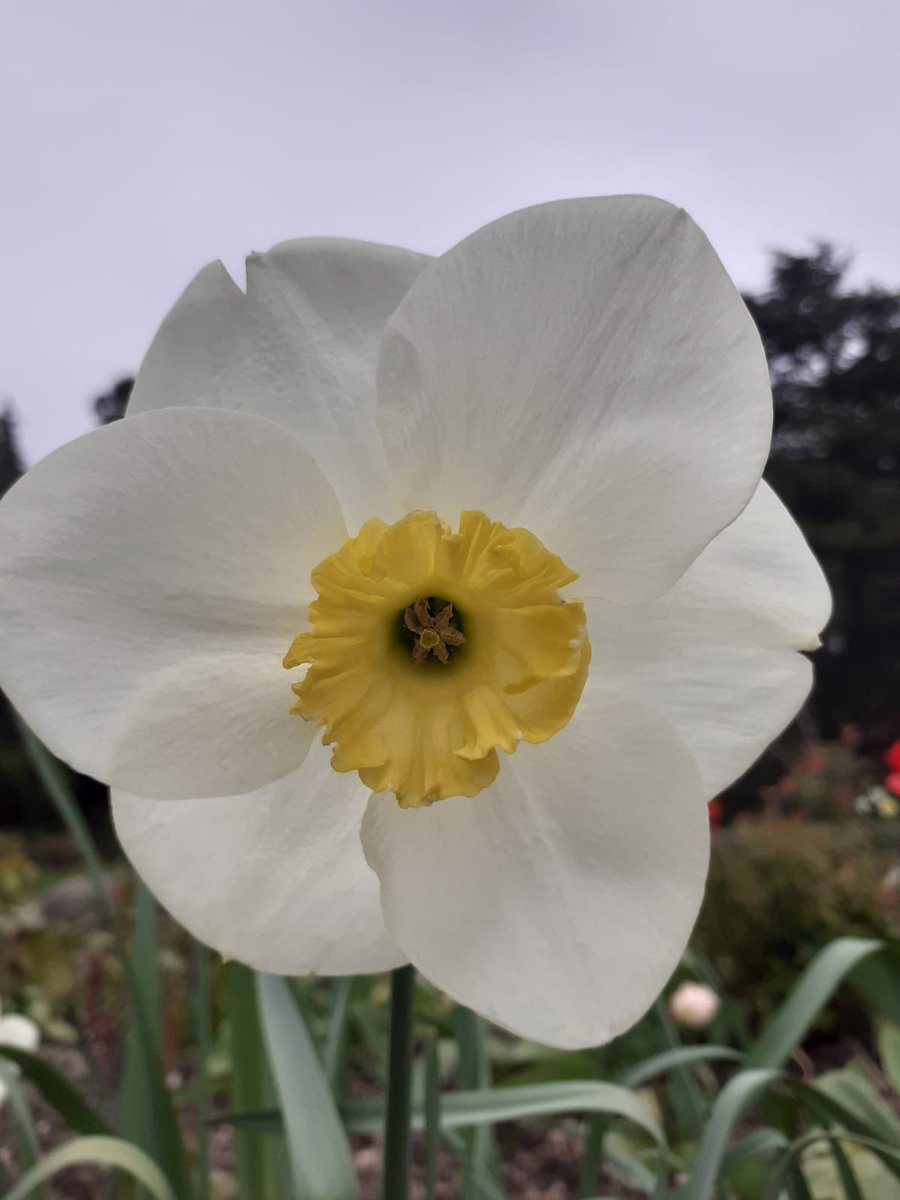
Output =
[
  {"x1": 0, "y1": 1014, "x2": 40, "y2": 1052},
  {"x1": 362, "y1": 689, "x2": 709, "y2": 1049},
  {"x1": 588, "y1": 481, "x2": 831, "y2": 796},
  {"x1": 0, "y1": 408, "x2": 346, "y2": 799},
  {"x1": 376, "y1": 196, "x2": 772, "y2": 602},
  {"x1": 112, "y1": 744, "x2": 405, "y2": 976},
  {"x1": 130, "y1": 239, "x2": 431, "y2": 530}
]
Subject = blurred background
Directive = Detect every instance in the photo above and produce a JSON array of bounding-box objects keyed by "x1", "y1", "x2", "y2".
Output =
[{"x1": 1, "y1": 2, "x2": 899, "y2": 1197}]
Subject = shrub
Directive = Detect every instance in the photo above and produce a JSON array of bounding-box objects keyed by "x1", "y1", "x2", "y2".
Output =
[{"x1": 695, "y1": 818, "x2": 900, "y2": 1020}]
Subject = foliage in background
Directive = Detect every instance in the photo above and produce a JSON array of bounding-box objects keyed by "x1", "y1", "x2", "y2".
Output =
[
  {"x1": 696, "y1": 818, "x2": 900, "y2": 1022},
  {"x1": 748, "y1": 246, "x2": 900, "y2": 745}
]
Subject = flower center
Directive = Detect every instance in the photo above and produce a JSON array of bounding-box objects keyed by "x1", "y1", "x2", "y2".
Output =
[
  {"x1": 284, "y1": 510, "x2": 590, "y2": 808},
  {"x1": 402, "y1": 596, "x2": 466, "y2": 665}
]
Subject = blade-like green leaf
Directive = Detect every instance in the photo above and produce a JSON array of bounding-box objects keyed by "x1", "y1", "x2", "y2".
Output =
[
  {"x1": 0, "y1": 1135, "x2": 177, "y2": 1200},
  {"x1": 719, "y1": 1127, "x2": 790, "y2": 1200},
  {"x1": 721, "y1": 1126, "x2": 789, "y2": 1170},
  {"x1": 17, "y1": 718, "x2": 191, "y2": 1198},
  {"x1": 15, "y1": 718, "x2": 112, "y2": 920},
  {"x1": 120, "y1": 878, "x2": 162, "y2": 1153},
  {"x1": 827, "y1": 1136, "x2": 866, "y2": 1200},
  {"x1": 811, "y1": 1068, "x2": 900, "y2": 1160},
  {"x1": 850, "y1": 942, "x2": 900, "y2": 1026},
  {"x1": 0, "y1": 1045, "x2": 112, "y2": 1137},
  {"x1": 878, "y1": 1021, "x2": 900, "y2": 1094},
  {"x1": 0, "y1": 1057, "x2": 41, "y2": 1187},
  {"x1": 679, "y1": 1068, "x2": 782, "y2": 1200},
  {"x1": 424, "y1": 1040, "x2": 441, "y2": 1200},
  {"x1": 747, "y1": 938, "x2": 883, "y2": 1070},
  {"x1": 767, "y1": 1130, "x2": 900, "y2": 1200},
  {"x1": 324, "y1": 978, "x2": 352, "y2": 1094},
  {"x1": 225, "y1": 964, "x2": 284, "y2": 1200},
  {"x1": 345, "y1": 1079, "x2": 665, "y2": 1144},
  {"x1": 192, "y1": 942, "x2": 212, "y2": 1200},
  {"x1": 454, "y1": 1008, "x2": 499, "y2": 1200},
  {"x1": 619, "y1": 1044, "x2": 742, "y2": 1089},
  {"x1": 652, "y1": 999, "x2": 706, "y2": 1143},
  {"x1": 226, "y1": 1078, "x2": 667, "y2": 1168},
  {"x1": 442, "y1": 1129, "x2": 506, "y2": 1200},
  {"x1": 256, "y1": 973, "x2": 359, "y2": 1200},
  {"x1": 118, "y1": 875, "x2": 191, "y2": 1199},
  {"x1": 578, "y1": 1047, "x2": 611, "y2": 1200}
]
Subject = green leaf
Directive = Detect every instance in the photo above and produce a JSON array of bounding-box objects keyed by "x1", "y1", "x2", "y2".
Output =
[
  {"x1": 770, "y1": 1130, "x2": 900, "y2": 1200},
  {"x1": 424, "y1": 1040, "x2": 441, "y2": 1200},
  {"x1": 345, "y1": 1079, "x2": 665, "y2": 1144},
  {"x1": 811, "y1": 1068, "x2": 900, "y2": 1159},
  {"x1": 0, "y1": 1057, "x2": 42, "y2": 1191},
  {"x1": 618, "y1": 1044, "x2": 742, "y2": 1089},
  {"x1": 0, "y1": 1135, "x2": 177, "y2": 1200},
  {"x1": 119, "y1": 878, "x2": 162, "y2": 1150},
  {"x1": 849, "y1": 942, "x2": 900, "y2": 1026},
  {"x1": 191, "y1": 942, "x2": 212, "y2": 1200},
  {"x1": 16, "y1": 718, "x2": 191, "y2": 1198},
  {"x1": 324, "y1": 978, "x2": 352, "y2": 1094},
  {"x1": 652, "y1": 999, "x2": 706, "y2": 1143},
  {"x1": 719, "y1": 1126, "x2": 790, "y2": 1200},
  {"x1": 878, "y1": 1021, "x2": 900, "y2": 1093},
  {"x1": 578, "y1": 1049, "x2": 608, "y2": 1200},
  {"x1": 225, "y1": 964, "x2": 285, "y2": 1200},
  {"x1": 454, "y1": 1008, "x2": 499, "y2": 1200},
  {"x1": 0, "y1": 1045, "x2": 112, "y2": 1137},
  {"x1": 826, "y1": 1136, "x2": 866, "y2": 1200},
  {"x1": 118, "y1": 876, "x2": 191, "y2": 1199},
  {"x1": 747, "y1": 938, "x2": 884, "y2": 1070},
  {"x1": 679, "y1": 1068, "x2": 782, "y2": 1200},
  {"x1": 256, "y1": 973, "x2": 359, "y2": 1200},
  {"x1": 15, "y1": 718, "x2": 112, "y2": 921},
  {"x1": 441, "y1": 1130, "x2": 506, "y2": 1200}
]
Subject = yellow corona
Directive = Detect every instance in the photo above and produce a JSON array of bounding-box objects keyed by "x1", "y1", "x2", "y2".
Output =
[{"x1": 285, "y1": 510, "x2": 591, "y2": 807}]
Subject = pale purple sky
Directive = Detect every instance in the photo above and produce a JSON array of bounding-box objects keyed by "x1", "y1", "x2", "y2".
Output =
[{"x1": 3, "y1": 0, "x2": 899, "y2": 463}]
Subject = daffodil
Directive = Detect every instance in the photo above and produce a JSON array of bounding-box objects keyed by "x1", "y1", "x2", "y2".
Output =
[{"x1": 0, "y1": 198, "x2": 830, "y2": 1047}]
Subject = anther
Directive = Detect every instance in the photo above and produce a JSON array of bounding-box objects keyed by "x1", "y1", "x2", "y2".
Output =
[{"x1": 403, "y1": 597, "x2": 466, "y2": 665}]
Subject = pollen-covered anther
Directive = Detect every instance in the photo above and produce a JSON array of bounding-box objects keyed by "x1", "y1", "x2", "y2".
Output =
[
  {"x1": 284, "y1": 509, "x2": 591, "y2": 807},
  {"x1": 403, "y1": 597, "x2": 466, "y2": 665}
]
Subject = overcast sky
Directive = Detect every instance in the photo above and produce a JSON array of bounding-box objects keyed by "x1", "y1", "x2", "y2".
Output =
[{"x1": 3, "y1": 0, "x2": 899, "y2": 463}]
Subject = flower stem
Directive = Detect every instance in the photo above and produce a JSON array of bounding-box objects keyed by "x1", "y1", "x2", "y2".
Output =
[{"x1": 381, "y1": 965, "x2": 416, "y2": 1200}]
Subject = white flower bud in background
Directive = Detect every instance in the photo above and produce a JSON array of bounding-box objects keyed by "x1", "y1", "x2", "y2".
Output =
[
  {"x1": 668, "y1": 981, "x2": 721, "y2": 1028},
  {"x1": 0, "y1": 1005, "x2": 41, "y2": 1108}
]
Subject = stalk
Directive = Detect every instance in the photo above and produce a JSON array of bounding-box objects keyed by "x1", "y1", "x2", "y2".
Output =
[{"x1": 381, "y1": 965, "x2": 416, "y2": 1200}]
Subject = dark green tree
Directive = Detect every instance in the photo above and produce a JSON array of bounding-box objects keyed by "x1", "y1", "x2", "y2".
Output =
[
  {"x1": 0, "y1": 404, "x2": 24, "y2": 496},
  {"x1": 746, "y1": 247, "x2": 900, "y2": 741},
  {"x1": 94, "y1": 376, "x2": 133, "y2": 424}
]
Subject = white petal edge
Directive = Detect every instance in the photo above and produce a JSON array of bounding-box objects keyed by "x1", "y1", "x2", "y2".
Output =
[
  {"x1": 362, "y1": 688, "x2": 709, "y2": 1049},
  {"x1": 587, "y1": 481, "x2": 832, "y2": 796},
  {"x1": 0, "y1": 408, "x2": 346, "y2": 799},
  {"x1": 113, "y1": 742, "x2": 406, "y2": 976},
  {"x1": 376, "y1": 195, "x2": 772, "y2": 602},
  {"x1": 130, "y1": 238, "x2": 431, "y2": 531}
]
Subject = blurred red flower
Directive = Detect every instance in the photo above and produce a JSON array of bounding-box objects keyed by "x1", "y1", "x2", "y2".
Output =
[
  {"x1": 885, "y1": 741, "x2": 900, "y2": 773},
  {"x1": 708, "y1": 797, "x2": 724, "y2": 829}
]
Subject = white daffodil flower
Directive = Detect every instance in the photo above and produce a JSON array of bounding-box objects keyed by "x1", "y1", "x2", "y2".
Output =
[
  {"x1": 0, "y1": 197, "x2": 830, "y2": 1048},
  {"x1": 0, "y1": 1005, "x2": 40, "y2": 1107}
]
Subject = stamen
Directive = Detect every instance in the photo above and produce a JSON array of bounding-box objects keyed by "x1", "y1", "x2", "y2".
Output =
[{"x1": 403, "y1": 597, "x2": 466, "y2": 666}]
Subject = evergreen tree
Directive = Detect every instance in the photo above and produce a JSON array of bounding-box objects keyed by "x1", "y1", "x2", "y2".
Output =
[
  {"x1": 747, "y1": 246, "x2": 900, "y2": 743},
  {"x1": 94, "y1": 377, "x2": 133, "y2": 424},
  {"x1": 0, "y1": 404, "x2": 24, "y2": 496}
]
